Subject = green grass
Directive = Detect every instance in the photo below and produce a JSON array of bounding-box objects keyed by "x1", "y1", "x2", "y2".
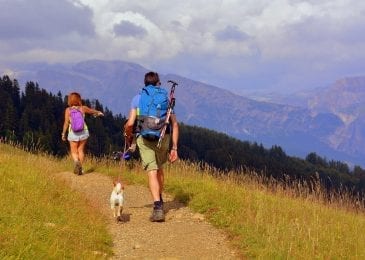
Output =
[
  {"x1": 99, "y1": 158, "x2": 365, "y2": 258},
  {"x1": 0, "y1": 144, "x2": 112, "y2": 259},
  {"x1": 153, "y1": 161, "x2": 365, "y2": 259},
  {"x1": 2, "y1": 143, "x2": 365, "y2": 259}
]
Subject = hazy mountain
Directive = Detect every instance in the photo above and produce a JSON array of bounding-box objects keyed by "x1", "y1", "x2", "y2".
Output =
[
  {"x1": 12, "y1": 60, "x2": 148, "y2": 115},
  {"x1": 271, "y1": 77, "x2": 365, "y2": 165},
  {"x1": 3, "y1": 60, "x2": 363, "y2": 167},
  {"x1": 307, "y1": 77, "x2": 365, "y2": 117},
  {"x1": 316, "y1": 78, "x2": 365, "y2": 159}
]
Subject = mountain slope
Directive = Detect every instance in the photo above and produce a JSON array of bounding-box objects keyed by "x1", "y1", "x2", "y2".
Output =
[
  {"x1": 276, "y1": 76, "x2": 365, "y2": 164},
  {"x1": 4, "y1": 60, "x2": 363, "y2": 166}
]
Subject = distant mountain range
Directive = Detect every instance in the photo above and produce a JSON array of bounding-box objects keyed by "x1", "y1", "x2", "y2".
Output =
[
  {"x1": 3, "y1": 59, "x2": 364, "y2": 167},
  {"x1": 274, "y1": 77, "x2": 365, "y2": 165}
]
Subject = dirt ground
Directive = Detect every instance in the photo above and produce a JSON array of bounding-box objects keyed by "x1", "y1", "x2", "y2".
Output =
[{"x1": 56, "y1": 171, "x2": 241, "y2": 259}]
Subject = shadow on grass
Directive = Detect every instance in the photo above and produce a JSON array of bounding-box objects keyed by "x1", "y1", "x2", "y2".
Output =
[
  {"x1": 143, "y1": 196, "x2": 188, "y2": 214},
  {"x1": 83, "y1": 167, "x2": 96, "y2": 174}
]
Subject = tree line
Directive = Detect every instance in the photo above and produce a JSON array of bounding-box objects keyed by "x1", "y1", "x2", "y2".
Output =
[
  {"x1": 178, "y1": 124, "x2": 365, "y2": 195},
  {"x1": 1, "y1": 75, "x2": 365, "y2": 195},
  {"x1": 0, "y1": 75, "x2": 125, "y2": 157}
]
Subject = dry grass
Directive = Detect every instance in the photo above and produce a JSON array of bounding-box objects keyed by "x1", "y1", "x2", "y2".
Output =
[
  {"x1": 120, "y1": 159, "x2": 365, "y2": 259},
  {"x1": 34, "y1": 152, "x2": 365, "y2": 259},
  {"x1": 3, "y1": 142, "x2": 365, "y2": 259},
  {"x1": 0, "y1": 144, "x2": 113, "y2": 259}
]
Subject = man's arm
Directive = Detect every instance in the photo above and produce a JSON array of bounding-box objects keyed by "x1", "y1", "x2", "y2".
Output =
[
  {"x1": 169, "y1": 114, "x2": 179, "y2": 162},
  {"x1": 126, "y1": 108, "x2": 137, "y2": 128},
  {"x1": 124, "y1": 108, "x2": 137, "y2": 145}
]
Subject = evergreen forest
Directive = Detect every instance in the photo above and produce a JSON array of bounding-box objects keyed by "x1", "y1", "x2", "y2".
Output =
[{"x1": 1, "y1": 75, "x2": 365, "y2": 196}]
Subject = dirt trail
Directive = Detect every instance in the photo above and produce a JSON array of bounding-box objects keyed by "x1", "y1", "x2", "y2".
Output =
[{"x1": 56, "y1": 171, "x2": 240, "y2": 259}]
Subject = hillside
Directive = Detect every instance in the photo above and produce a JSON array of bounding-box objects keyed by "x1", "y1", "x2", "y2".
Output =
[
  {"x1": 1, "y1": 74, "x2": 364, "y2": 196},
  {"x1": 2, "y1": 144, "x2": 365, "y2": 258},
  {"x1": 0, "y1": 143, "x2": 238, "y2": 258},
  {"x1": 4, "y1": 59, "x2": 364, "y2": 166}
]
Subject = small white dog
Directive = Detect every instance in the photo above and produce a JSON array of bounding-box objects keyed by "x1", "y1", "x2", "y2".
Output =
[{"x1": 110, "y1": 181, "x2": 124, "y2": 222}]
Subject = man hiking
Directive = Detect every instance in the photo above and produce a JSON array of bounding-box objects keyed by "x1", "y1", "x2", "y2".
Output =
[{"x1": 124, "y1": 71, "x2": 179, "y2": 222}]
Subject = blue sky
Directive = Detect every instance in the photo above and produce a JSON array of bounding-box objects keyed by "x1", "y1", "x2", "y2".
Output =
[{"x1": 1, "y1": 0, "x2": 365, "y2": 96}]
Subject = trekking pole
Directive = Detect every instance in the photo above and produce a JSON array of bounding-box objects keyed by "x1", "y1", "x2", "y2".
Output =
[{"x1": 157, "y1": 80, "x2": 178, "y2": 149}]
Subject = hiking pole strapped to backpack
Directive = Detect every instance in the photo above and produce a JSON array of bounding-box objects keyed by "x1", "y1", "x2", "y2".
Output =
[{"x1": 157, "y1": 80, "x2": 178, "y2": 149}]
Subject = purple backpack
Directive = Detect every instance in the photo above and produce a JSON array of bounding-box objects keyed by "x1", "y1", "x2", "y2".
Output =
[{"x1": 70, "y1": 107, "x2": 85, "y2": 132}]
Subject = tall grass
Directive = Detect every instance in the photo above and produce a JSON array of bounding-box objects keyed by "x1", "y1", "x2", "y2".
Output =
[
  {"x1": 104, "y1": 159, "x2": 365, "y2": 259},
  {"x1": 0, "y1": 144, "x2": 112, "y2": 259},
  {"x1": 3, "y1": 142, "x2": 365, "y2": 259}
]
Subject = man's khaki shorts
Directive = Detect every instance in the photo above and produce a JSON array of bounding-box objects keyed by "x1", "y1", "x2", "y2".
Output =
[{"x1": 136, "y1": 134, "x2": 170, "y2": 172}]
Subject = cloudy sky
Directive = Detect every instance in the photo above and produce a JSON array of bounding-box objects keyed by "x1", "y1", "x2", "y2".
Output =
[{"x1": 1, "y1": 0, "x2": 365, "y2": 95}]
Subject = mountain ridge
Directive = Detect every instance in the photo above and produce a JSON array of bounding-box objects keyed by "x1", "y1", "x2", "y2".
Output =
[{"x1": 3, "y1": 59, "x2": 364, "y2": 167}]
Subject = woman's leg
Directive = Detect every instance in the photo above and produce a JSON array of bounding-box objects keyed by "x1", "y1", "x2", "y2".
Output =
[
  {"x1": 77, "y1": 139, "x2": 88, "y2": 164},
  {"x1": 70, "y1": 141, "x2": 82, "y2": 174},
  {"x1": 69, "y1": 141, "x2": 80, "y2": 162}
]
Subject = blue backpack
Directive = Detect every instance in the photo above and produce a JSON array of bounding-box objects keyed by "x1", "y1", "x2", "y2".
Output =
[
  {"x1": 70, "y1": 107, "x2": 85, "y2": 132},
  {"x1": 138, "y1": 85, "x2": 169, "y2": 140}
]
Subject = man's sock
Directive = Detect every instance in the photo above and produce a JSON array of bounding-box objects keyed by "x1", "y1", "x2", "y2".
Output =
[{"x1": 154, "y1": 200, "x2": 163, "y2": 209}]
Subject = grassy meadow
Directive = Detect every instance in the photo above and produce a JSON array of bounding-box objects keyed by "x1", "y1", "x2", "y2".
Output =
[
  {"x1": 97, "y1": 155, "x2": 365, "y2": 258},
  {"x1": 1, "y1": 143, "x2": 365, "y2": 259},
  {"x1": 0, "y1": 144, "x2": 112, "y2": 259},
  {"x1": 160, "y1": 163, "x2": 365, "y2": 259}
]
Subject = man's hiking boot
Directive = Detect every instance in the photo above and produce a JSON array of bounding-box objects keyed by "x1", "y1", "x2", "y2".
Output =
[
  {"x1": 74, "y1": 161, "x2": 82, "y2": 175},
  {"x1": 150, "y1": 208, "x2": 165, "y2": 222}
]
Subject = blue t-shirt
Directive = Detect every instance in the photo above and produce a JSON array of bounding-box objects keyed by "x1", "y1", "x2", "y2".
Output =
[{"x1": 131, "y1": 94, "x2": 140, "y2": 110}]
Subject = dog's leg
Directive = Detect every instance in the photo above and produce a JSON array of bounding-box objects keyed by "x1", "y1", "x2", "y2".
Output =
[
  {"x1": 117, "y1": 205, "x2": 121, "y2": 217},
  {"x1": 116, "y1": 205, "x2": 122, "y2": 222}
]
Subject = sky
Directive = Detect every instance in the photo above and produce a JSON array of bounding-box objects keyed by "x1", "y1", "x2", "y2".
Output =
[{"x1": 1, "y1": 0, "x2": 365, "y2": 96}]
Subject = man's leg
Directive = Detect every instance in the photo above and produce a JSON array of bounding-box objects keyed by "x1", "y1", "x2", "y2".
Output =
[
  {"x1": 137, "y1": 136, "x2": 164, "y2": 221},
  {"x1": 148, "y1": 169, "x2": 160, "y2": 202},
  {"x1": 157, "y1": 168, "x2": 164, "y2": 202},
  {"x1": 148, "y1": 169, "x2": 165, "y2": 222}
]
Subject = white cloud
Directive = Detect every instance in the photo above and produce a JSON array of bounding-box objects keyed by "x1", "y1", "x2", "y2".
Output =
[
  {"x1": 113, "y1": 21, "x2": 147, "y2": 37},
  {"x1": 1, "y1": 0, "x2": 365, "y2": 93}
]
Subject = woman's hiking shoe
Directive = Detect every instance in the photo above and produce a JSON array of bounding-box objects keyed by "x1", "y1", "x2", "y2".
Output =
[
  {"x1": 73, "y1": 161, "x2": 82, "y2": 175},
  {"x1": 150, "y1": 208, "x2": 165, "y2": 222}
]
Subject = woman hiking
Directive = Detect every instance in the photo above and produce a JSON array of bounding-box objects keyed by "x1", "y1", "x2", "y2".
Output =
[{"x1": 61, "y1": 92, "x2": 104, "y2": 175}]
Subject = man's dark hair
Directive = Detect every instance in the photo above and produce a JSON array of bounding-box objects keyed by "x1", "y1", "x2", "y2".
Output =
[{"x1": 144, "y1": 71, "x2": 160, "y2": 86}]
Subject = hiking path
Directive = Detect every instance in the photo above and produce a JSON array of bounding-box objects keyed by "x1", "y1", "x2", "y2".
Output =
[{"x1": 56, "y1": 171, "x2": 241, "y2": 259}]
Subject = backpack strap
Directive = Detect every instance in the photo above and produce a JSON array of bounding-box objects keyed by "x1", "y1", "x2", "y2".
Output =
[{"x1": 70, "y1": 106, "x2": 85, "y2": 116}]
